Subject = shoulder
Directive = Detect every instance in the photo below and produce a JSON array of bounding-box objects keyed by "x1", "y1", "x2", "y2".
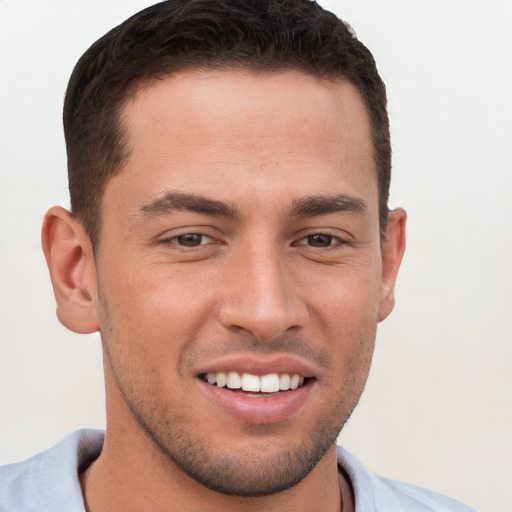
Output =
[
  {"x1": 337, "y1": 446, "x2": 478, "y2": 512},
  {"x1": 0, "y1": 429, "x2": 104, "y2": 512}
]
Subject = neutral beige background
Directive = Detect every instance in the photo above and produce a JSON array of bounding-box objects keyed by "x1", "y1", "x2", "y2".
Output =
[{"x1": 1, "y1": 1, "x2": 511, "y2": 511}]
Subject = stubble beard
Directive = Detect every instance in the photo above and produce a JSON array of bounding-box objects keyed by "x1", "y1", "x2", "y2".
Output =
[
  {"x1": 99, "y1": 292, "x2": 373, "y2": 497},
  {"x1": 105, "y1": 346, "x2": 368, "y2": 498},
  {"x1": 127, "y1": 399, "x2": 349, "y2": 497}
]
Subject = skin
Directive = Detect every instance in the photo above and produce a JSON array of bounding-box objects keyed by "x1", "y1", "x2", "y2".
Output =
[{"x1": 42, "y1": 69, "x2": 406, "y2": 512}]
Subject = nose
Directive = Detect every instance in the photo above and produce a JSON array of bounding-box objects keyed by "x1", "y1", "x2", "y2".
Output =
[{"x1": 217, "y1": 244, "x2": 308, "y2": 342}]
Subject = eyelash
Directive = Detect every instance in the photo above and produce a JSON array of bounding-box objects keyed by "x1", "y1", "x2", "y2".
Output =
[
  {"x1": 294, "y1": 233, "x2": 345, "y2": 249},
  {"x1": 161, "y1": 231, "x2": 346, "y2": 251},
  {"x1": 162, "y1": 233, "x2": 215, "y2": 249}
]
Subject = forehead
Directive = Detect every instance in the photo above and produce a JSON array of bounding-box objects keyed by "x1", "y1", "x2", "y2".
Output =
[
  {"x1": 123, "y1": 69, "x2": 372, "y2": 156},
  {"x1": 109, "y1": 69, "x2": 377, "y2": 219}
]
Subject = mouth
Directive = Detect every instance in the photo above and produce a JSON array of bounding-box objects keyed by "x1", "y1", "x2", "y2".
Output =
[
  {"x1": 195, "y1": 357, "x2": 317, "y2": 423},
  {"x1": 199, "y1": 371, "x2": 309, "y2": 395}
]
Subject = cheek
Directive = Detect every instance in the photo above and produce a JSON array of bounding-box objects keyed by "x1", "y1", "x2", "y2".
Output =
[
  {"x1": 306, "y1": 259, "x2": 383, "y2": 327},
  {"x1": 100, "y1": 263, "x2": 208, "y2": 334},
  {"x1": 304, "y1": 261, "x2": 380, "y2": 377},
  {"x1": 97, "y1": 264, "x2": 221, "y2": 390}
]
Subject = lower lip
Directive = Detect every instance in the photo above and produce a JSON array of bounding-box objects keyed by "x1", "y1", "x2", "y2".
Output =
[{"x1": 197, "y1": 379, "x2": 314, "y2": 424}]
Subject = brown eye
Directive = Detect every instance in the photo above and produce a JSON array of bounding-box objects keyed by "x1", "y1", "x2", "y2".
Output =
[
  {"x1": 306, "y1": 234, "x2": 333, "y2": 247},
  {"x1": 176, "y1": 234, "x2": 206, "y2": 247}
]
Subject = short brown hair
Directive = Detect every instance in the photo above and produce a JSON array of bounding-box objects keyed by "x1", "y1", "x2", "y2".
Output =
[{"x1": 64, "y1": 0, "x2": 391, "y2": 245}]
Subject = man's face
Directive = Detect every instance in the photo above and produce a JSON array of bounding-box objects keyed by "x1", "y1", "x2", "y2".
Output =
[{"x1": 93, "y1": 69, "x2": 394, "y2": 495}]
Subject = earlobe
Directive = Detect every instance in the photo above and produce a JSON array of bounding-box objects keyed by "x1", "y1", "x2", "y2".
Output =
[
  {"x1": 41, "y1": 206, "x2": 99, "y2": 334},
  {"x1": 378, "y1": 208, "x2": 407, "y2": 322}
]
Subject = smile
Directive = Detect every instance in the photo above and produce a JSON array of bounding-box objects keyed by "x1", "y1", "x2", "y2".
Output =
[
  {"x1": 195, "y1": 356, "x2": 317, "y2": 423},
  {"x1": 200, "y1": 372, "x2": 306, "y2": 393}
]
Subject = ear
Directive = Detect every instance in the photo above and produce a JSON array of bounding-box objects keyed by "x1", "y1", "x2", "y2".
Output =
[
  {"x1": 378, "y1": 208, "x2": 407, "y2": 322},
  {"x1": 41, "y1": 206, "x2": 99, "y2": 334}
]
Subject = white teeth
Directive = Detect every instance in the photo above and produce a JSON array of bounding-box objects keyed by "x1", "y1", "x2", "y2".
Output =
[
  {"x1": 241, "y1": 373, "x2": 260, "y2": 392},
  {"x1": 279, "y1": 374, "x2": 291, "y2": 390},
  {"x1": 216, "y1": 372, "x2": 227, "y2": 388},
  {"x1": 227, "y1": 371, "x2": 242, "y2": 389},
  {"x1": 260, "y1": 373, "x2": 280, "y2": 393},
  {"x1": 205, "y1": 372, "x2": 305, "y2": 393},
  {"x1": 290, "y1": 374, "x2": 300, "y2": 390}
]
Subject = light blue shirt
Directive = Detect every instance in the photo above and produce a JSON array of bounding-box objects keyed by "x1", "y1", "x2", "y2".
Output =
[{"x1": 0, "y1": 429, "x2": 477, "y2": 511}]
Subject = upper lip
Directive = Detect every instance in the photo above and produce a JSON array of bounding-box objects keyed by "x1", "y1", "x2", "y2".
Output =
[{"x1": 195, "y1": 354, "x2": 317, "y2": 378}]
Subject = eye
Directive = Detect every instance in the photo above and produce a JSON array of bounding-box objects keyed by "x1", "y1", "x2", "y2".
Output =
[
  {"x1": 298, "y1": 233, "x2": 338, "y2": 248},
  {"x1": 171, "y1": 233, "x2": 213, "y2": 247}
]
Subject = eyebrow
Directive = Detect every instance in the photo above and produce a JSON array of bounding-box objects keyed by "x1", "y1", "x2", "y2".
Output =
[
  {"x1": 290, "y1": 194, "x2": 367, "y2": 217},
  {"x1": 138, "y1": 191, "x2": 238, "y2": 218},
  {"x1": 137, "y1": 191, "x2": 367, "y2": 221}
]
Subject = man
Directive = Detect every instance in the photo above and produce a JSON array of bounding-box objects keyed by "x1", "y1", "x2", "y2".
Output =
[{"x1": 0, "y1": 1, "x2": 476, "y2": 511}]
